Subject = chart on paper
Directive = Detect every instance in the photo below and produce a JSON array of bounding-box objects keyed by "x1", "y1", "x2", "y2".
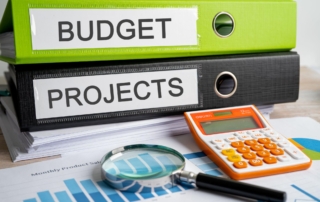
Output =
[{"x1": 6, "y1": 149, "x2": 225, "y2": 202}]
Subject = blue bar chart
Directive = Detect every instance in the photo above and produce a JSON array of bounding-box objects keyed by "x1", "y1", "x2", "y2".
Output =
[
  {"x1": 64, "y1": 179, "x2": 90, "y2": 202},
  {"x1": 37, "y1": 191, "x2": 55, "y2": 202},
  {"x1": 54, "y1": 191, "x2": 72, "y2": 202},
  {"x1": 80, "y1": 180, "x2": 107, "y2": 202},
  {"x1": 23, "y1": 151, "x2": 220, "y2": 202},
  {"x1": 183, "y1": 152, "x2": 223, "y2": 177}
]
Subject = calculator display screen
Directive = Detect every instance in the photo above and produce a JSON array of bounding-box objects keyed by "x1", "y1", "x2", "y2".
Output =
[{"x1": 200, "y1": 117, "x2": 259, "y2": 134}]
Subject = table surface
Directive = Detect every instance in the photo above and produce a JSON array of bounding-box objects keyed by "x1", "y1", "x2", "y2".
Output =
[{"x1": 1, "y1": 66, "x2": 320, "y2": 169}]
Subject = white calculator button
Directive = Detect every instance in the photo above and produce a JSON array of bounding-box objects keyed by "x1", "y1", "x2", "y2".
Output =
[
  {"x1": 278, "y1": 142, "x2": 290, "y2": 148},
  {"x1": 246, "y1": 131, "x2": 253, "y2": 135},
  {"x1": 216, "y1": 143, "x2": 231, "y2": 150},
  {"x1": 211, "y1": 139, "x2": 225, "y2": 145},
  {"x1": 264, "y1": 131, "x2": 278, "y2": 138},
  {"x1": 233, "y1": 133, "x2": 239, "y2": 136},
  {"x1": 225, "y1": 136, "x2": 239, "y2": 142},
  {"x1": 277, "y1": 155, "x2": 291, "y2": 162},
  {"x1": 251, "y1": 133, "x2": 265, "y2": 139},
  {"x1": 272, "y1": 136, "x2": 285, "y2": 142},
  {"x1": 285, "y1": 147, "x2": 305, "y2": 159},
  {"x1": 238, "y1": 135, "x2": 252, "y2": 141},
  {"x1": 264, "y1": 134, "x2": 270, "y2": 137}
]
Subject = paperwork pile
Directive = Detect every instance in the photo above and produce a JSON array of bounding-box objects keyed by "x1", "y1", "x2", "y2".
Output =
[
  {"x1": 0, "y1": 96, "x2": 274, "y2": 162},
  {"x1": 0, "y1": 97, "x2": 189, "y2": 162}
]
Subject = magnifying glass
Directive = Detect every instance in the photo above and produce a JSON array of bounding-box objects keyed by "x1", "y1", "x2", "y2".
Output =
[{"x1": 101, "y1": 144, "x2": 286, "y2": 202}]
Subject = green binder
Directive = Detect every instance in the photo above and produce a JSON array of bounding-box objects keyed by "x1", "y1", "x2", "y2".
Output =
[{"x1": 0, "y1": 0, "x2": 296, "y2": 64}]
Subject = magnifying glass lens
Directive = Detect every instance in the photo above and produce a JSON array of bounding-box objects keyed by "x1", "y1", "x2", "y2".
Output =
[{"x1": 101, "y1": 145, "x2": 185, "y2": 184}]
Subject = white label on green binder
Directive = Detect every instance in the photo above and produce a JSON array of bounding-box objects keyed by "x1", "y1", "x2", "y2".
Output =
[
  {"x1": 29, "y1": 8, "x2": 198, "y2": 50},
  {"x1": 33, "y1": 69, "x2": 199, "y2": 119}
]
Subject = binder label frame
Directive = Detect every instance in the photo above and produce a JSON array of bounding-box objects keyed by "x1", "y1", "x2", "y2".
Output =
[
  {"x1": 33, "y1": 68, "x2": 199, "y2": 119},
  {"x1": 29, "y1": 8, "x2": 198, "y2": 50}
]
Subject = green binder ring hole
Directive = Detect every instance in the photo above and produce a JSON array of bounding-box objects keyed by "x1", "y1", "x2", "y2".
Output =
[{"x1": 213, "y1": 12, "x2": 235, "y2": 37}]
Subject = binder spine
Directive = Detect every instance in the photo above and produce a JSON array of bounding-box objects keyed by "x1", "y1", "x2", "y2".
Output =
[
  {"x1": 13, "y1": 52, "x2": 299, "y2": 131},
  {"x1": 1, "y1": 0, "x2": 297, "y2": 64}
]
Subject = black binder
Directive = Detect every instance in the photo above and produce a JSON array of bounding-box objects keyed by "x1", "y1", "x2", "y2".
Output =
[{"x1": 8, "y1": 52, "x2": 299, "y2": 131}]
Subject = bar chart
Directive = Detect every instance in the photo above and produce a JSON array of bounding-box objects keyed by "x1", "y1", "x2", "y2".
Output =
[
  {"x1": 183, "y1": 151, "x2": 224, "y2": 177},
  {"x1": 22, "y1": 151, "x2": 221, "y2": 202}
]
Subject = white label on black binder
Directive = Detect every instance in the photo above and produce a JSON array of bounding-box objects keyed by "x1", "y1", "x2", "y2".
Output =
[
  {"x1": 33, "y1": 69, "x2": 199, "y2": 119},
  {"x1": 29, "y1": 8, "x2": 198, "y2": 50}
]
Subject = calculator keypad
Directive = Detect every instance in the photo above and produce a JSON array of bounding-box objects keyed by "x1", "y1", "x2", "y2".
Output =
[{"x1": 209, "y1": 129, "x2": 307, "y2": 171}]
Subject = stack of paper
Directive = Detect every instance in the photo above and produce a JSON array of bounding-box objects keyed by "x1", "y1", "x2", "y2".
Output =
[
  {"x1": 0, "y1": 96, "x2": 274, "y2": 162},
  {"x1": 0, "y1": 97, "x2": 190, "y2": 162}
]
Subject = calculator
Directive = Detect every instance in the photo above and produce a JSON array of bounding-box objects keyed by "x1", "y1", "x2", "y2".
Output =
[{"x1": 184, "y1": 105, "x2": 312, "y2": 180}]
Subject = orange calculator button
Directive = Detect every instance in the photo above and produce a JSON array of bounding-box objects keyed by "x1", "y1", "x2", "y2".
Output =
[
  {"x1": 249, "y1": 159, "x2": 263, "y2": 166},
  {"x1": 227, "y1": 155, "x2": 242, "y2": 162},
  {"x1": 264, "y1": 143, "x2": 277, "y2": 149},
  {"x1": 270, "y1": 148, "x2": 284, "y2": 155},
  {"x1": 258, "y1": 138, "x2": 271, "y2": 144},
  {"x1": 251, "y1": 144, "x2": 264, "y2": 151},
  {"x1": 243, "y1": 152, "x2": 256, "y2": 159},
  {"x1": 221, "y1": 149, "x2": 235, "y2": 156},
  {"x1": 245, "y1": 139, "x2": 258, "y2": 146},
  {"x1": 233, "y1": 161, "x2": 248, "y2": 169},
  {"x1": 237, "y1": 147, "x2": 251, "y2": 153},
  {"x1": 231, "y1": 141, "x2": 244, "y2": 148},
  {"x1": 257, "y1": 150, "x2": 270, "y2": 157},
  {"x1": 263, "y1": 157, "x2": 277, "y2": 164}
]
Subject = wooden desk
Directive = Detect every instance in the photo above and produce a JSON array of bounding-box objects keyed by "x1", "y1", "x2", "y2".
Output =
[{"x1": 1, "y1": 66, "x2": 320, "y2": 169}]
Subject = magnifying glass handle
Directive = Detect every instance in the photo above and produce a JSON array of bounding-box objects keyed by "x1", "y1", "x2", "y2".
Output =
[{"x1": 196, "y1": 173, "x2": 286, "y2": 202}]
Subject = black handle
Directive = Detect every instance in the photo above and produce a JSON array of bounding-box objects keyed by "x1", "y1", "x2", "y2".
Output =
[{"x1": 196, "y1": 173, "x2": 286, "y2": 202}]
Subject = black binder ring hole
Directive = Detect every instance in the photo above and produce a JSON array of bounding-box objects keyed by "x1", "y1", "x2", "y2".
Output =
[
  {"x1": 213, "y1": 12, "x2": 235, "y2": 37},
  {"x1": 215, "y1": 72, "x2": 237, "y2": 98}
]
